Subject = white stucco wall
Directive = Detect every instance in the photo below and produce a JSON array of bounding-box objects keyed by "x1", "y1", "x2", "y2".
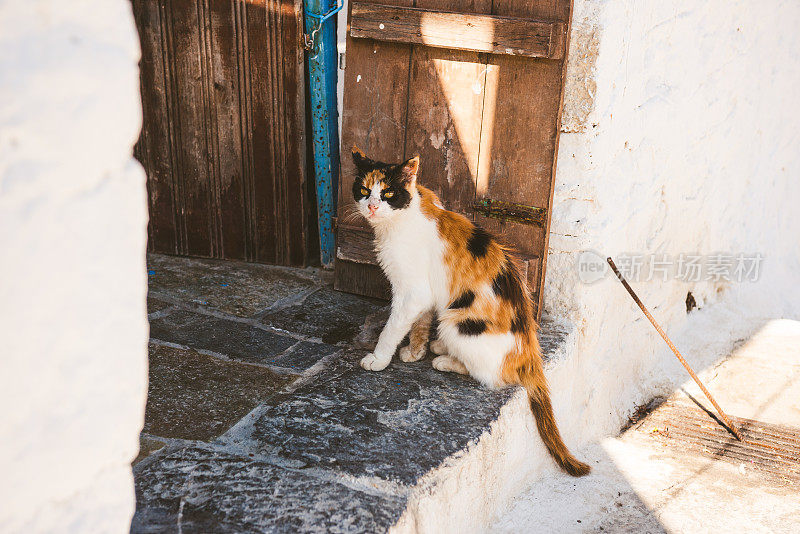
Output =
[
  {"x1": 0, "y1": 2, "x2": 148, "y2": 532},
  {"x1": 546, "y1": 0, "x2": 800, "y2": 442}
]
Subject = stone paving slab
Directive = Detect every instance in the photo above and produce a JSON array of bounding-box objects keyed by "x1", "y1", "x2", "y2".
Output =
[
  {"x1": 148, "y1": 253, "x2": 324, "y2": 317},
  {"x1": 224, "y1": 349, "x2": 517, "y2": 485},
  {"x1": 149, "y1": 310, "x2": 297, "y2": 365},
  {"x1": 260, "y1": 288, "x2": 388, "y2": 345},
  {"x1": 132, "y1": 443, "x2": 406, "y2": 534},
  {"x1": 144, "y1": 344, "x2": 294, "y2": 441},
  {"x1": 268, "y1": 340, "x2": 342, "y2": 372},
  {"x1": 536, "y1": 317, "x2": 570, "y2": 359},
  {"x1": 133, "y1": 436, "x2": 167, "y2": 466},
  {"x1": 146, "y1": 295, "x2": 173, "y2": 315}
]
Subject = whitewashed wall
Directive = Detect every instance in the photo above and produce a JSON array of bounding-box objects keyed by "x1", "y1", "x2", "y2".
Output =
[
  {"x1": 0, "y1": 2, "x2": 148, "y2": 532},
  {"x1": 546, "y1": 0, "x2": 800, "y2": 441}
]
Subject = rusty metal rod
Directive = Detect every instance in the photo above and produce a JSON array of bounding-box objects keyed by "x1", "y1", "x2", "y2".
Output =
[{"x1": 606, "y1": 257, "x2": 744, "y2": 441}]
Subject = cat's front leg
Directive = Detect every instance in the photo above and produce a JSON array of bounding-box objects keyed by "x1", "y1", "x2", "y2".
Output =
[
  {"x1": 360, "y1": 292, "x2": 429, "y2": 371},
  {"x1": 399, "y1": 310, "x2": 433, "y2": 362}
]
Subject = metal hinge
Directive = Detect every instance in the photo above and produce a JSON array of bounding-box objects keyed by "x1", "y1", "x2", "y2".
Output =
[{"x1": 471, "y1": 198, "x2": 547, "y2": 227}]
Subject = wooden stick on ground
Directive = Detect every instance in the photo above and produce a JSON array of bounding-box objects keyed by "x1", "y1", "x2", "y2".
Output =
[{"x1": 606, "y1": 257, "x2": 744, "y2": 441}]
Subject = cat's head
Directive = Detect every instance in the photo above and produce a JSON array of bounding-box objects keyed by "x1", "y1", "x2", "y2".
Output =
[{"x1": 351, "y1": 146, "x2": 419, "y2": 224}]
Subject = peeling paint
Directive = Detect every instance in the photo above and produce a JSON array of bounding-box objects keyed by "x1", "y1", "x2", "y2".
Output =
[
  {"x1": 429, "y1": 132, "x2": 445, "y2": 150},
  {"x1": 561, "y1": 8, "x2": 602, "y2": 134}
]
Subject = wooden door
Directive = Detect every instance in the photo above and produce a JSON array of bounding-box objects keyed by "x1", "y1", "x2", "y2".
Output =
[
  {"x1": 334, "y1": 0, "x2": 573, "y2": 317},
  {"x1": 132, "y1": 0, "x2": 312, "y2": 266}
]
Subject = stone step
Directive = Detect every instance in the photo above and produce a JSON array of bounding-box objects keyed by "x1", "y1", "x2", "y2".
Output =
[
  {"x1": 136, "y1": 254, "x2": 575, "y2": 533},
  {"x1": 133, "y1": 322, "x2": 570, "y2": 533}
]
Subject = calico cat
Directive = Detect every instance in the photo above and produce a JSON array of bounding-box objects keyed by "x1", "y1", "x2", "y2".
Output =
[{"x1": 351, "y1": 147, "x2": 590, "y2": 477}]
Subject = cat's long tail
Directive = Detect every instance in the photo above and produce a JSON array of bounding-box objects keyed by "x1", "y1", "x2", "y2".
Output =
[{"x1": 505, "y1": 336, "x2": 591, "y2": 477}]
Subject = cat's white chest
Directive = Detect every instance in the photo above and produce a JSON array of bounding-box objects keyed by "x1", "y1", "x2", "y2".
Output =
[{"x1": 374, "y1": 210, "x2": 446, "y2": 299}]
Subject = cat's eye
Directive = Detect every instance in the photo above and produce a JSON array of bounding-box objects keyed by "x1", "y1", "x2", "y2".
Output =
[
  {"x1": 360, "y1": 187, "x2": 369, "y2": 196},
  {"x1": 383, "y1": 190, "x2": 394, "y2": 198}
]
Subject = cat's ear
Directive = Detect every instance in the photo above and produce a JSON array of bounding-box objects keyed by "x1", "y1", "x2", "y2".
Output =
[
  {"x1": 352, "y1": 145, "x2": 369, "y2": 171},
  {"x1": 400, "y1": 155, "x2": 420, "y2": 187}
]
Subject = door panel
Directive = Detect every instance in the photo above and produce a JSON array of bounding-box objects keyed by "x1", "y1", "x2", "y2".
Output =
[
  {"x1": 335, "y1": 0, "x2": 573, "y2": 318},
  {"x1": 132, "y1": 0, "x2": 310, "y2": 265}
]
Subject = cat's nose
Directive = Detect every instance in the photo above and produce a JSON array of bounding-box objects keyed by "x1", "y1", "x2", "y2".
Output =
[{"x1": 368, "y1": 204, "x2": 378, "y2": 214}]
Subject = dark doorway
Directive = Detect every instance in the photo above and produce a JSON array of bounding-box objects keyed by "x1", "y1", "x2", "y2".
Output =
[{"x1": 132, "y1": 0, "x2": 313, "y2": 266}]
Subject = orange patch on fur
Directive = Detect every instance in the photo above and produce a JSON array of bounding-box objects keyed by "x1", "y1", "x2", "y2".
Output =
[
  {"x1": 418, "y1": 185, "x2": 528, "y2": 336},
  {"x1": 408, "y1": 310, "x2": 432, "y2": 353},
  {"x1": 418, "y1": 180, "x2": 589, "y2": 477},
  {"x1": 363, "y1": 170, "x2": 385, "y2": 189}
]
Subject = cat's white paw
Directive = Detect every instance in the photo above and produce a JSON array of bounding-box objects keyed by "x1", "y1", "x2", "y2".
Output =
[
  {"x1": 430, "y1": 339, "x2": 447, "y2": 356},
  {"x1": 360, "y1": 352, "x2": 391, "y2": 371},
  {"x1": 399, "y1": 345, "x2": 425, "y2": 363}
]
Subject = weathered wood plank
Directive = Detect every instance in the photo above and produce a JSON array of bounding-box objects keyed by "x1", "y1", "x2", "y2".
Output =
[
  {"x1": 133, "y1": 0, "x2": 309, "y2": 266},
  {"x1": 272, "y1": 0, "x2": 309, "y2": 265},
  {"x1": 336, "y1": 224, "x2": 379, "y2": 265},
  {"x1": 207, "y1": 0, "x2": 247, "y2": 259},
  {"x1": 475, "y1": 0, "x2": 573, "y2": 318},
  {"x1": 243, "y1": 0, "x2": 278, "y2": 263},
  {"x1": 334, "y1": 0, "x2": 415, "y2": 298},
  {"x1": 404, "y1": 11, "x2": 487, "y2": 216},
  {"x1": 350, "y1": 2, "x2": 564, "y2": 59},
  {"x1": 132, "y1": 0, "x2": 180, "y2": 254},
  {"x1": 471, "y1": 197, "x2": 547, "y2": 227},
  {"x1": 169, "y1": 0, "x2": 215, "y2": 257},
  {"x1": 233, "y1": 0, "x2": 255, "y2": 260},
  {"x1": 335, "y1": 259, "x2": 392, "y2": 300}
]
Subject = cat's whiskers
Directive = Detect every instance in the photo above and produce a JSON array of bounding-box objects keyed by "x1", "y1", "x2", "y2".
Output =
[{"x1": 340, "y1": 205, "x2": 365, "y2": 224}]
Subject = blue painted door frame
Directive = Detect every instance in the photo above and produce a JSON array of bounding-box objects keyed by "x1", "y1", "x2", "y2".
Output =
[{"x1": 305, "y1": 0, "x2": 341, "y2": 267}]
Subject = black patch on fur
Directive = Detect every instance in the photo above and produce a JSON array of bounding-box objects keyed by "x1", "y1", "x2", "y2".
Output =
[
  {"x1": 466, "y1": 226, "x2": 492, "y2": 257},
  {"x1": 494, "y1": 257, "x2": 531, "y2": 335},
  {"x1": 510, "y1": 312, "x2": 527, "y2": 334},
  {"x1": 491, "y1": 267, "x2": 515, "y2": 300},
  {"x1": 381, "y1": 183, "x2": 411, "y2": 209},
  {"x1": 350, "y1": 154, "x2": 413, "y2": 209},
  {"x1": 449, "y1": 290, "x2": 475, "y2": 310},
  {"x1": 457, "y1": 319, "x2": 487, "y2": 336},
  {"x1": 352, "y1": 179, "x2": 369, "y2": 201},
  {"x1": 352, "y1": 149, "x2": 372, "y2": 172},
  {"x1": 492, "y1": 261, "x2": 527, "y2": 310}
]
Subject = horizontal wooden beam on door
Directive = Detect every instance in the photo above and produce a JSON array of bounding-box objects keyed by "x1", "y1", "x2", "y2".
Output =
[
  {"x1": 349, "y1": 2, "x2": 566, "y2": 59},
  {"x1": 471, "y1": 198, "x2": 547, "y2": 227},
  {"x1": 336, "y1": 224, "x2": 377, "y2": 265}
]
